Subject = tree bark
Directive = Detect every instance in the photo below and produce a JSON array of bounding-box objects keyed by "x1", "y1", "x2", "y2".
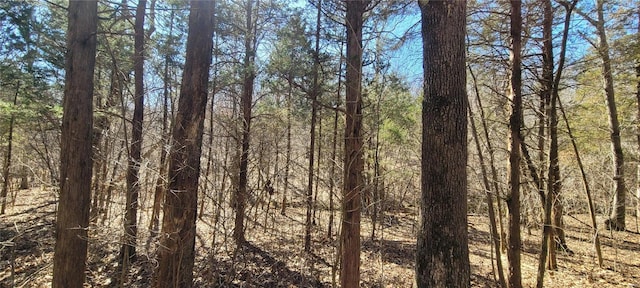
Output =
[
  {"x1": 507, "y1": 1, "x2": 523, "y2": 287},
  {"x1": 305, "y1": 0, "x2": 322, "y2": 252},
  {"x1": 153, "y1": 1, "x2": 215, "y2": 287},
  {"x1": 592, "y1": 0, "x2": 626, "y2": 231},
  {"x1": 1, "y1": 82, "x2": 18, "y2": 215},
  {"x1": 328, "y1": 42, "x2": 343, "y2": 239},
  {"x1": 52, "y1": 1, "x2": 98, "y2": 287},
  {"x1": 416, "y1": 1, "x2": 469, "y2": 287},
  {"x1": 234, "y1": 0, "x2": 256, "y2": 245},
  {"x1": 340, "y1": 0, "x2": 367, "y2": 287},
  {"x1": 121, "y1": 0, "x2": 146, "y2": 269},
  {"x1": 636, "y1": 6, "x2": 640, "y2": 234},
  {"x1": 536, "y1": 1, "x2": 557, "y2": 285}
]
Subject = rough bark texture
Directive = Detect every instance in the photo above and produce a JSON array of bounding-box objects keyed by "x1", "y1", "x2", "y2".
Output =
[
  {"x1": 234, "y1": 0, "x2": 255, "y2": 245},
  {"x1": 340, "y1": 0, "x2": 367, "y2": 287},
  {"x1": 122, "y1": 0, "x2": 146, "y2": 265},
  {"x1": 416, "y1": 1, "x2": 469, "y2": 287},
  {"x1": 507, "y1": 1, "x2": 523, "y2": 287},
  {"x1": 636, "y1": 7, "x2": 640, "y2": 231},
  {"x1": 52, "y1": 1, "x2": 98, "y2": 287},
  {"x1": 154, "y1": 1, "x2": 215, "y2": 287}
]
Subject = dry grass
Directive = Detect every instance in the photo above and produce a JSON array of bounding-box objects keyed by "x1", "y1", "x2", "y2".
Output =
[{"x1": 1, "y1": 188, "x2": 640, "y2": 287}]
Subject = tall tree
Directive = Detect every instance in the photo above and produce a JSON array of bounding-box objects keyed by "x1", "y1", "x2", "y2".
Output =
[
  {"x1": 234, "y1": 0, "x2": 256, "y2": 245},
  {"x1": 574, "y1": 0, "x2": 627, "y2": 231},
  {"x1": 305, "y1": 0, "x2": 322, "y2": 253},
  {"x1": 121, "y1": 0, "x2": 146, "y2": 268},
  {"x1": 416, "y1": 0, "x2": 469, "y2": 287},
  {"x1": 507, "y1": 0, "x2": 523, "y2": 287},
  {"x1": 153, "y1": 0, "x2": 215, "y2": 287},
  {"x1": 340, "y1": 0, "x2": 368, "y2": 287},
  {"x1": 0, "y1": 83, "x2": 17, "y2": 215},
  {"x1": 537, "y1": 0, "x2": 557, "y2": 285},
  {"x1": 52, "y1": 1, "x2": 98, "y2": 287}
]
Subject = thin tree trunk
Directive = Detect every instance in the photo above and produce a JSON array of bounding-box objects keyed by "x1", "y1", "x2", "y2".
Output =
[
  {"x1": 1, "y1": 82, "x2": 18, "y2": 215},
  {"x1": 340, "y1": 0, "x2": 367, "y2": 286},
  {"x1": 313, "y1": 115, "x2": 323, "y2": 226},
  {"x1": 153, "y1": 1, "x2": 215, "y2": 286},
  {"x1": 305, "y1": 0, "x2": 322, "y2": 252},
  {"x1": 507, "y1": 1, "x2": 523, "y2": 287},
  {"x1": 150, "y1": 9, "x2": 175, "y2": 235},
  {"x1": 52, "y1": 1, "x2": 98, "y2": 287},
  {"x1": 586, "y1": 0, "x2": 627, "y2": 231},
  {"x1": 469, "y1": 66, "x2": 506, "y2": 288},
  {"x1": 121, "y1": 0, "x2": 146, "y2": 270},
  {"x1": 474, "y1": 63, "x2": 507, "y2": 252},
  {"x1": 200, "y1": 21, "x2": 219, "y2": 220},
  {"x1": 416, "y1": 1, "x2": 469, "y2": 287},
  {"x1": 536, "y1": 1, "x2": 556, "y2": 285},
  {"x1": 281, "y1": 77, "x2": 292, "y2": 215},
  {"x1": 558, "y1": 91, "x2": 604, "y2": 266},
  {"x1": 234, "y1": 0, "x2": 256, "y2": 245},
  {"x1": 328, "y1": 42, "x2": 343, "y2": 239}
]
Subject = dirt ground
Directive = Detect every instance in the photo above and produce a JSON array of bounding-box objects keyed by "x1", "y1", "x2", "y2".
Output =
[{"x1": 1, "y1": 188, "x2": 639, "y2": 287}]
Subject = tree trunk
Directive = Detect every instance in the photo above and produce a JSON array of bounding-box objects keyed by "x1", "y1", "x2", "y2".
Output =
[
  {"x1": 234, "y1": 0, "x2": 256, "y2": 245},
  {"x1": 536, "y1": 0, "x2": 557, "y2": 285},
  {"x1": 305, "y1": 0, "x2": 322, "y2": 252},
  {"x1": 595, "y1": 0, "x2": 626, "y2": 231},
  {"x1": 469, "y1": 66, "x2": 506, "y2": 288},
  {"x1": 328, "y1": 42, "x2": 343, "y2": 239},
  {"x1": 636, "y1": 7, "x2": 640, "y2": 234},
  {"x1": 507, "y1": 1, "x2": 523, "y2": 287},
  {"x1": 153, "y1": 1, "x2": 215, "y2": 287},
  {"x1": 200, "y1": 19, "x2": 219, "y2": 220},
  {"x1": 281, "y1": 77, "x2": 292, "y2": 215},
  {"x1": 416, "y1": 1, "x2": 469, "y2": 287},
  {"x1": 555, "y1": 0, "x2": 601, "y2": 264},
  {"x1": 150, "y1": 9, "x2": 175, "y2": 235},
  {"x1": 1, "y1": 82, "x2": 18, "y2": 215},
  {"x1": 121, "y1": 0, "x2": 146, "y2": 269},
  {"x1": 340, "y1": 0, "x2": 367, "y2": 287},
  {"x1": 52, "y1": 1, "x2": 98, "y2": 287}
]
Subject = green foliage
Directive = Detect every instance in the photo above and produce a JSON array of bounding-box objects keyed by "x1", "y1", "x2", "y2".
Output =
[{"x1": 364, "y1": 73, "x2": 419, "y2": 146}]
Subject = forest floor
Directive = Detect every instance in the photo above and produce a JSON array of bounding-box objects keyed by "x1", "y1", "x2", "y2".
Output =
[{"x1": 1, "y1": 188, "x2": 640, "y2": 287}]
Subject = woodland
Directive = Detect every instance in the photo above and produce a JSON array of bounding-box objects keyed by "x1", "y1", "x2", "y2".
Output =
[{"x1": 1, "y1": 0, "x2": 640, "y2": 287}]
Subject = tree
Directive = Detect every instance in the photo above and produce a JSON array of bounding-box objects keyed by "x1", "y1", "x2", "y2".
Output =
[
  {"x1": 506, "y1": 0, "x2": 523, "y2": 287},
  {"x1": 304, "y1": 0, "x2": 322, "y2": 253},
  {"x1": 0, "y1": 83, "x2": 17, "y2": 215},
  {"x1": 416, "y1": 0, "x2": 469, "y2": 287},
  {"x1": 52, "y1": 1, "x2": 98, "y2": 287},
  {"x1": 340, "y1": 0, "x2": 368, "y2": 287},
  {"x1": 574, "y1": 0, "x2": 627, "y2": 231},
  {"x1": 121, "y1": 0, "x2": 146, "y2": 269},
  {"x1": 233, "y1": 0, "x2": 256, "y2": 245},
  {"x1": 153, "y1": 0, "x2": 215, "y2": 286},
  {"x1": 537, "y1": 0, "x2": 558, "y2": 285}
]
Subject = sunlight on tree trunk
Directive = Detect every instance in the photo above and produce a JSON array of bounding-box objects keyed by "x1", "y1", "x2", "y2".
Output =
[
  {"x1": 507, "y1": 1, "x2": 523, "y2": 287},
  {"x1": 52, "y1": 1, "x2": 98, "y2": 287},
  {"x1": 340, "y1": 0, "x2": 367, "y2": 286},
  {"x1": 153, "y1": 1, "x2": 215, "y2": 287},
  {"x1": 416, "y1": 0, "x2": 469, "y2": 287}
]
